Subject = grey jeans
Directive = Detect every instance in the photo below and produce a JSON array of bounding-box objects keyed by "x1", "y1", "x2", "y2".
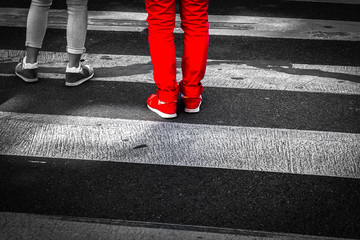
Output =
[{"x1": 25, "y1": 0, "x2": 88, "y2": 54}]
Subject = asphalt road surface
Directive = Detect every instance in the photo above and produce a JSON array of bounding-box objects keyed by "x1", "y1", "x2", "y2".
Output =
[{"x1": 0, "y1": 1, "x2": 360, "y2": 239}]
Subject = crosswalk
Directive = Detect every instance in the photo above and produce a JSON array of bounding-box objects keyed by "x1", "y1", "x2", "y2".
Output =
[
  {"x1": 1, "y1": 8, "x2": 360, "y2": 40},
  {"x1": 0, "y1": 2, "x2": 360, "y2": 240}
]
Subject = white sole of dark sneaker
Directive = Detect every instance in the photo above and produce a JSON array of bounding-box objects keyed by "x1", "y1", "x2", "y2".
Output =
[
  {"x1": 147, "y1": 105, "x2": 177, "y2": 118},
  {"x1": 15, "y1": 71, "x2": 39, "y2": 83},
  {"x1": 65, "y1": 71, "x2": 94, "y2": 87}
]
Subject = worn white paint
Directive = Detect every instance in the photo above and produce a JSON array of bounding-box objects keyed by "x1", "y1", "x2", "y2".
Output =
[
  {"x1": 1, "y1": 8, "x2": 360, "y2": 40},
  {"x1": 1, "y1": 111, "x2": 359, "y2": 178},
  {"x1": 0, "y1": 212, "x2": 341, "y2": 240},
  {"x1": 1, "y1": 50, "x2": 360, "y2": 95}
]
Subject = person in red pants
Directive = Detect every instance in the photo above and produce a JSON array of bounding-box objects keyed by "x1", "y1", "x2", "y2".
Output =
[{"x1": 146, "y1": 0, "x2": 209, "y2": 118}]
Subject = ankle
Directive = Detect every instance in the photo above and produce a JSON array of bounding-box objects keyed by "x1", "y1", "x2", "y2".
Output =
[
  {"x1": 66, "y1": 64, "x2": 81, "y2": 73},
  {"x1": 25, "y1": 56, "x2": 37, "y2": 64},
  {"x1": 67, "y1": 62, "x2": 80, "y2": 68},
  {"x1": 68, "y1": 53, "x2": 82, "y2": 68},
  {"x1": 23, "y1": 56, "x2": 38, "y2": 69}
]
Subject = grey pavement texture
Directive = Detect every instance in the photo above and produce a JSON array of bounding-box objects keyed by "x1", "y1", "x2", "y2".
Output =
[
  {"x1": 0, "y1": 1, "x2": 359, "y2": 239},
  {"x1": 1, "y1": 0, "x2": 360, "y2": 21},
  {"x1": 1, "y1": 155, "x2": 360, "y2": 238},
  {"x1": 1, "y1": 212, "x2": 344, "y2": 240}
]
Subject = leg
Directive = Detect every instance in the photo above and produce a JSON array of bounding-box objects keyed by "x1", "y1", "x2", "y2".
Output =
[
  {"x1": 15, "y1": 0, "x2": 52, "y2": 82},
  {"x1": 66, "y1": 0, "x2": 88, "y2": 68},
  {"x1": 64, "y1": 0, "x2": 94, "y2": 86},
  {"x1": 25, "y1": 47, "x2": 40, "y2": 64},
  {"x1": 25, "y1": 0, "x2": 53, "y2": 63},
  {"x1": 179, "y1": 0, "x2": 209, "y2": 98},
  {"x1": 145, "y1": 0, "x2": 178, "y2": 103}
]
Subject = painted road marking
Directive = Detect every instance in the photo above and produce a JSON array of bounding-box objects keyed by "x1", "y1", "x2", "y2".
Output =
[
  {"x1": 0, "y1": 212, "x2": 344, "y2": 240},
  {"x1": 1, "y1": 111, "x2": 359, "y2": 178},
  {"x1": 1, "y1": 50, "x2": 359, "y2": 95},
  {"x1": 1, "y1": 8, "x2": 360, "y2": 40}
]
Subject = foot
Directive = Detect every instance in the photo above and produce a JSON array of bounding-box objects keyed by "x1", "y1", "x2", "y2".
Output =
[
  {"x1": 181, "y1": 94, "x2": 202, "y2": 113},
  {"x1": 14, "y1": 57, "x2": 38, "y2": 82},
  {"x1": 147, "y1": 94, "x2": 177, "y2": 118},
  {"x1": 65, "y1": 64, "x2": 94, "y2": 87}
]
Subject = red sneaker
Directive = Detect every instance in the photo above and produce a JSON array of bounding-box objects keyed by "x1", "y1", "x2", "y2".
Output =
[
  {"x1": 147, "y1": 94, "x2": 177, "y2": 118},
  {"x1": 181, "y1": 94, "x2": 202, "y2": 113}
]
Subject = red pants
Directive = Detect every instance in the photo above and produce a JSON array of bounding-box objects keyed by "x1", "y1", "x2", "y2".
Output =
[{"x1": 145, "y1": 0, "x2": 209, "y2": 102}]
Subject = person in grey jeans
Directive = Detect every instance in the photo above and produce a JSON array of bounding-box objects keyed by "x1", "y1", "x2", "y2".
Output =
[{"x1": 15, "y1": 0, "x2": 94, "y2": 86}]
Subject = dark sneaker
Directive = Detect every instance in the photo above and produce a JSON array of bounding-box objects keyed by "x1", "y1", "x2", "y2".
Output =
[
  {"x1": 14, "y1": 58, "x2": 38, "y2": 82},
  {"x1": 181, "y1": 94, "x2": 202, "y2": 113},
  {"x1": 65, "y1": 64, "x2": 94, "y2": 87},
  {"x1": 147, "y1": 94, "x2": 177, "y2": 118}
]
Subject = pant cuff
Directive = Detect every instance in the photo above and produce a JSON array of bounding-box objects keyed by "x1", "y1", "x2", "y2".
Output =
[
  {"x1": 157, "y1": 88, "x2": 179, "y2": 102},
  {"x1": 67, "y1": 46, "x2": 86, "y2": 54},
  {"x1": 179, "y1": 82, "x2": 203, "y2": 98},
  {"x1": 25, "y1": 41, "x2": 42, "y2": 49}
]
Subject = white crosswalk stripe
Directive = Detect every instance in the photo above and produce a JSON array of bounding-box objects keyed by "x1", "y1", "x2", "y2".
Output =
[
  {"x1": 1, "y1": 8, "x2": 360, "y2": 40},
  {"x1": 1, "y1": 50, "x2": 360, "y2": 95},
  {"x1": 1, "y1": 111, "x2": 359, "y2": 178}
]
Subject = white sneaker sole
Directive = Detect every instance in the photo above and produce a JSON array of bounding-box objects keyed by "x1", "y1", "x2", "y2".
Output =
[
  {"x1": 184, "y1": 101, "x2": 201, "y2": 113},
  {"x1": 15, "y1": 71, "x2": 38, "y2": 83},
  {"x1": 65, "y1": 72, "x2": 94, "y2": 87},
  {"x1": 147, "y1": 105, "x2": 177, "y2": 118}
]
